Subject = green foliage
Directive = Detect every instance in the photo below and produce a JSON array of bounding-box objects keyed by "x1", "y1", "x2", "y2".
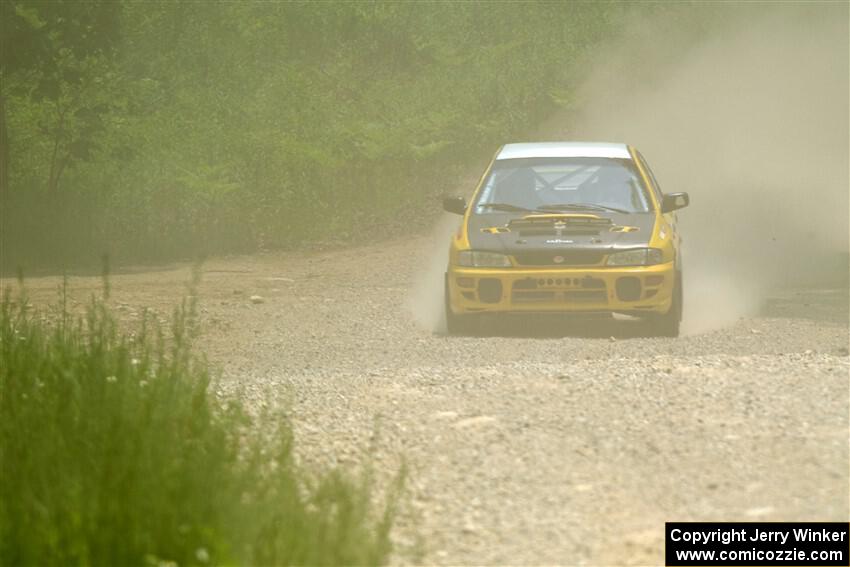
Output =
[
  {"x1": 2, "y1": 1, "x2": 624, "y2": 270},
  {"x1": 0, "y1": 287, "x2": 399, "y2": 565}
]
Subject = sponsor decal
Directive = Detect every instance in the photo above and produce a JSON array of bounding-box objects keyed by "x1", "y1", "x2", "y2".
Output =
[{"x1": 554, "y1": 220, "x2": 567, "y2": 237}]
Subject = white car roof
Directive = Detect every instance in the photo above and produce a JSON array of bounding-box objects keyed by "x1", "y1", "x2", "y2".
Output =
[{"x1": 496, "y1": 142, "x2": 631, "y2": 160}]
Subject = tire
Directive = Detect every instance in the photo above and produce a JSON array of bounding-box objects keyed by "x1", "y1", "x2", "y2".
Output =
[
  {"x1": 649, "y1": 270, "x2": 682, "y2": 337},
  {"x1": 444, "y1": 275, "x2": 479, "y2": 336}
]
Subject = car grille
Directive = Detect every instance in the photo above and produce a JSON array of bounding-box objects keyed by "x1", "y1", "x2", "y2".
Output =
[
  {"x1": 512, "y1": 250, "x2": 604, "y2": 266},
  {"x1": 510, "y1": 289, "x2": 608, "y2": 304},
  {"x1": 511, "y1": 291, "x2": 556, "y2": 303},
  {"x1": 564, "y1": 290, "x2": 607, "y2": 303},
  {"x1": 511, "y1": 278, "x2": 608, "y2": 305}
]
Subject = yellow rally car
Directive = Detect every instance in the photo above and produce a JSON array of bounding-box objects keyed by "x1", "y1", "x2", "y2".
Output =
[{"x1": 443, "y1": 142, "x2": 689, "y2": 336}]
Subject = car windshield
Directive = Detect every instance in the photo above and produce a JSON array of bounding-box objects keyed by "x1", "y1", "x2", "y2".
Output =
[{"x1": 474, "y1": 157, "x2": 652, "y2": 214}]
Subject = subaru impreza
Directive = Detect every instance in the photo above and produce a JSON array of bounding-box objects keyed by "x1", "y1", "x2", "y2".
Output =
[{"x1": 442, "y1": 142, "x2": 689, "y2": 336}]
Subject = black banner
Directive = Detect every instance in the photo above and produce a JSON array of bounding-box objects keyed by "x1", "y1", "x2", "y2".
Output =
[{"x1": 665, "y1": 522, "x2": 850, "y2": 566}]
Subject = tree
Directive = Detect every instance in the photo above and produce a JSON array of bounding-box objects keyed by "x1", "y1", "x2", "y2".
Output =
[{"x1": 0, "y1": 0, "x2": 121, "y2": 224}]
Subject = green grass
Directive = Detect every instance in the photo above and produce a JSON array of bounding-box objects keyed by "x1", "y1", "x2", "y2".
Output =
[{"x1": 0, "y1": 282, "x2": 400, "y2": 566}]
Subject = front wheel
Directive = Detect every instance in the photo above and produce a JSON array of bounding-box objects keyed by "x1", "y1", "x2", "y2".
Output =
[
  {"x1": 649, "y1": 271, "x2": 682, "y2": 337},
  {"x1": 444, "y1": 275, "x2": 479, "y2": 335}
]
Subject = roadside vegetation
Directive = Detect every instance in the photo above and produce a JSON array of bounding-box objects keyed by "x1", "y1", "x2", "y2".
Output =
[
  {"x1": 1, "y1": 1, "x2": 623, "y2": 271},
  {"x1": 0, "y1": 279, "x2": 399, "y2": 566}
]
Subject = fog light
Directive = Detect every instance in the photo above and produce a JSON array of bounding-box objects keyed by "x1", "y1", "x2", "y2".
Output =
[
  {"x1": 457, "y1": 277, "x2": 475, "y2": 288},
  {"x1": 645, "y1": 275, "x2": 664, "y2": 286}
]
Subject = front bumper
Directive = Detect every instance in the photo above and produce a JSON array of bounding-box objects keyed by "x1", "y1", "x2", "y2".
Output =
[{"x1": 447, "y1": 262, "x2": 675, "y2": 315}]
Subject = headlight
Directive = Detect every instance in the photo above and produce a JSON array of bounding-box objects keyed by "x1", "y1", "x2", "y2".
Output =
[
  {"x1": 457, "y1": 250, "x2": 512, "y2": 267},
  {"x1": 606, "y1": 248, "x2": 663, "y2": 266}
]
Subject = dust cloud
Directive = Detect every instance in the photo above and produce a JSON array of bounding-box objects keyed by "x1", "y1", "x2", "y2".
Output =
[
  {"x1": 409, "y1": 4, "x2": 848, "y2": 335},
  {"x1": 408, "y1": 214, "x2": 456, "y2": 333},
  {"x1": 568, "y1": 4, "x2": 849, "y2": 333}
]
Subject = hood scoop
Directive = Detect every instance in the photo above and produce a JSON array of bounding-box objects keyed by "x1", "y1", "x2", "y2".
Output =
[
  {"x1": 510, "y1": 213, "x2": 611, "y2": 237},
  {"x1": 479, "y1": 213, "x2": 640, "y2": 237}
]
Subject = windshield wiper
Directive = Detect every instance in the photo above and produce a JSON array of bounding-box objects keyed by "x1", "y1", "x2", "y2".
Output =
[
  {"x1": 478, "y1": 203, "x2": 538, "y2": 213},
  {"x1": 537, "y1": 203, "x2": 631, "y2": 214}
]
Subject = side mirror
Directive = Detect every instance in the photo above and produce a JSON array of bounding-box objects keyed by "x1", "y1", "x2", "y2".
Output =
[
  {"x1": 442, "y1": 196, "x2": 467, "y2": 215},
  {"x1": 661, "y1": 192, "x2": 690, "y2": 213}
]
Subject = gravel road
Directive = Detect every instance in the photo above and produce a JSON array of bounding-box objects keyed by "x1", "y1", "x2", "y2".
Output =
[{"x1": 10, "y1": 236, "x2": 849, "y2": 565}]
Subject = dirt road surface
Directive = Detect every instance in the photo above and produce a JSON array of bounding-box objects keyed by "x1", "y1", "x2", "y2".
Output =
[{"x1": 9, "y1": 236, "x2": 849, "y2": 565}]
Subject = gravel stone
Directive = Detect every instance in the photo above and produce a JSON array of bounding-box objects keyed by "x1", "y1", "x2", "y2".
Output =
[{"x1": 9, "y1": 236, "x2": 848, "y2": 566}]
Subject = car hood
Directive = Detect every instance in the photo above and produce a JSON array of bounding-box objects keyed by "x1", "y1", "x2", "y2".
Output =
[{"x1": 466, "y1": 212, "x2": 656, "y2": 256}]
